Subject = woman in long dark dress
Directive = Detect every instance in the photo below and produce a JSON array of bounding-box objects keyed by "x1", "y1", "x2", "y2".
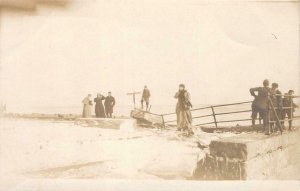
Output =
[{"x1": 94, "y1": 93, "x2": 106, "y2": 118}]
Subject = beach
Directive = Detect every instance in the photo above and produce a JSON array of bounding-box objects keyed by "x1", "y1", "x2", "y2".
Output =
[{"x1": 0, "y1": 117, "x2": 240, "y2": 190}]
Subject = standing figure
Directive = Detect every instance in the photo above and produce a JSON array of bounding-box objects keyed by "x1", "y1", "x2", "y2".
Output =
[
  {"x1": 282, "y1": 90, "x2": 298, "y2": 131},
  {"x1": 0, "y1": 103, "x2": 6, "y2": 114},
  {"x1": 94, "y1": 93, "x2": 106, "y2": 118},
  {"x1": 250, "y1": 79, "x2": 271, "y2": 134},
  {"x1": 141, "y1": 85, "x2": 151, "y2": 110},
  {"x1": 105, "y1": 92, "x2": 116, "y2": 118},
  {"x1": 82, "y1": 94, "x2": 93, "y2": 118},
  {"x1": 175, "y1": 84, "x2": 193, "y2": 135},
  {"x1": 269, "y1": 83, "x2": 283, "y2": 132}
]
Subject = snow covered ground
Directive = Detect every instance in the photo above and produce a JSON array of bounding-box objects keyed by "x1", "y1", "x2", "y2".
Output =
[{"x1": 0, "y1": 118, "x2": 237, "y2": 190}]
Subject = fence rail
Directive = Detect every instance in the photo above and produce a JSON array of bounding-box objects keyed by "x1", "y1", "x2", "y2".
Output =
[{"x1": 161, "y1": 95, "x2": 300, "y2": 129}]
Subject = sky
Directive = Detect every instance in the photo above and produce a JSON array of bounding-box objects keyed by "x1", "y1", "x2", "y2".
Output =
[{"x1": 0, "y1": 0, "x2": 299, "y2": 113}]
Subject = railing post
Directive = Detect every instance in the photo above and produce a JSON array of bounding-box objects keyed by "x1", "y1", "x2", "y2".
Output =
[{"x1": 211, "y1": 105, "x2": 218, "y2": 128}]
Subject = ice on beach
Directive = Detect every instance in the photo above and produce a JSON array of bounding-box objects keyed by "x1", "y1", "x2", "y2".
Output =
[
  {"x1": 0, "y1": 118, "x2": 237, "y2": 190},
  {"x1": 119, "y1": 119, "x2": 136, "y2": 132}
]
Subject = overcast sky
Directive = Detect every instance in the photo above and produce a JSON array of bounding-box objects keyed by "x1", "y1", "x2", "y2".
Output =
[{"x1": 0, "y1": 0, "x2": 299, "y2": 113}]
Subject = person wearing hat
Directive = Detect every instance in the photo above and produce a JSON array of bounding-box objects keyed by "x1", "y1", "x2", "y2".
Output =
[
  {"x1": 282, "y1": 90, "x2": 298, "y2": 130},
  {"x1": 141, "y1": 85, "x2": 151, "y2": 110},
  {"x1": 104, "y1": 92, "x2": 116, "y2": 118},
  {"x1": 250, "y1": 79, "x2": 271, "y2": 134},
  {"x1": 82, "y1": 94, "x2": 93, "y2": 118},
  {"x1": 94, "y1": 93, "x2": 106, "y2": 118},
  {"x1": 174, "y1": 84, "x2": 193, "y2": 135}
]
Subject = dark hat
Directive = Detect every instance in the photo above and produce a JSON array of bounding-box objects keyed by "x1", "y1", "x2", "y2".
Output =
[{"x1": 288, "y1": 90, "x2": 294, "y2": 94}]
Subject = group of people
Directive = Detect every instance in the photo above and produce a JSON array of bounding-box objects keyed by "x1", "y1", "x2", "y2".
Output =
[
  {"x1": 250, "y1": 79, "x2": 298, "y2": 135},
  {"x1": 81, "y1": 81, "x2": 297, "y2": 136},
  {"x1": 82, "y1": 92, "x2": 115, "y2": 118},
  {"x1": 82, "y1": 86, "x2": 152, "y2": 118},
  {"x1": 174, "y1": 80, "x2": 299, "y2": 136}
]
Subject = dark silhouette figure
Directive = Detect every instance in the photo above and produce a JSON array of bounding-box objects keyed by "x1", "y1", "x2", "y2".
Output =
[
  {"x1": 105, "y1": 92, "x2": 115, "y2": 118},
  {"x1": 94, "y1": 93, "x2": 106, "y2": 118}
]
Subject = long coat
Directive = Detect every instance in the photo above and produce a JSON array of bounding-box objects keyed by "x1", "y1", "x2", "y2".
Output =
[
  {"x1": 82, "y1": 97, "x2": 92, "y2": 118},
  {"x1": 94, "y1": 95, "x2": 106, "y2": 118},
  {"x1": 104, "y1": 96, "x2": 116, "y2": 114},
  {"x1": 174, "y1": 90, "x2": 192, "y2": 130}
]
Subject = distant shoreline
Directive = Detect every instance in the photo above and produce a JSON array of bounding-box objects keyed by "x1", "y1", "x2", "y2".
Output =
[{"x1": 0, "y1": 112, "x2": 130, "y2": 121}]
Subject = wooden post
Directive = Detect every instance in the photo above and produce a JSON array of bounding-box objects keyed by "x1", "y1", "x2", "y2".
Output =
[
  {"x1": 269, "y1": 98, "x2": 283, "y2": 134},
  {"x1": 126, "y1": 91, "x2": 141, "y2": 109},
  {"x1": 211, "y1": 105, "x2": 218, "y2": 128}
]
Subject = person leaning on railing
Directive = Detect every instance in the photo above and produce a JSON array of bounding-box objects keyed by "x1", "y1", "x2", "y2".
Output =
[{"x1": 282, "y1": 90, "x2": 299, "y2": 131}]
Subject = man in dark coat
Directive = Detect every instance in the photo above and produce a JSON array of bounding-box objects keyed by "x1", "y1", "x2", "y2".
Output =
[
  {"x1": 141, "y1": 85, "x2": 151, "y2": 110},
  {"x1": 104, "y1": 92, "x2": 116, "y2": 118},
  {"x1": 282, "y1": 90, "x2": 298, "y2": 130},
  {"x1": 94, "y1": 93, "x2": 106, "y2": 118},
  {"x1": 250, "y1": 79, "x2": 271, "y2": 134}
]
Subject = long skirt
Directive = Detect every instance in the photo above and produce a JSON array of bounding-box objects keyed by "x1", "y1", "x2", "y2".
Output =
[
  {"x1": 176, "y1": 109, "x2": 192, "y2": 130},
  {"x1": 82, "y1": 105, "x2": 92, "y2": 118},
  {"x1": 95, "y1": 104, "x2": 106, "y2": 118}
]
